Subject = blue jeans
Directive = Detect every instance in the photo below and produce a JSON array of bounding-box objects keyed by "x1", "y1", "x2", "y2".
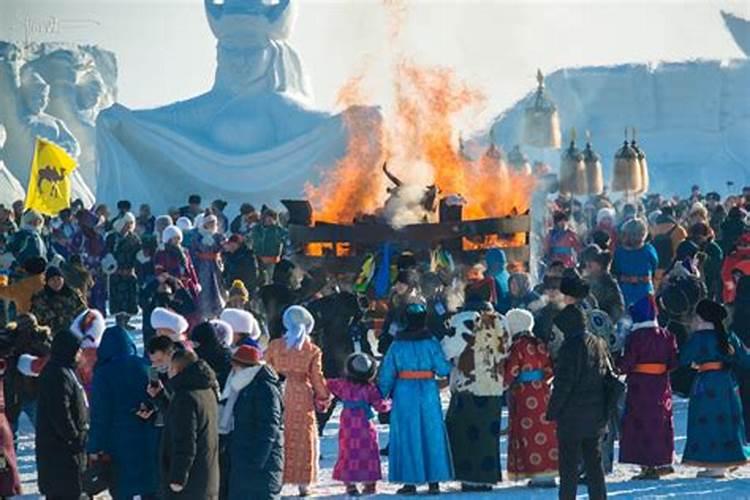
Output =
[{"x1": 11, "y1": 399, "x2": 37, "y2": 444}]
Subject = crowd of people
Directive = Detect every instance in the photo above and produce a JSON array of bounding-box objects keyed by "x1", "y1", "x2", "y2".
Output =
[{"x1": 0, "y1": 184, "x2": 748, "y2": 500}]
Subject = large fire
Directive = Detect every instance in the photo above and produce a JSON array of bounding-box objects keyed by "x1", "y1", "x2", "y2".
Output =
[{"x1": 305, "y1": 1, "x2": 536, "y2": 225}]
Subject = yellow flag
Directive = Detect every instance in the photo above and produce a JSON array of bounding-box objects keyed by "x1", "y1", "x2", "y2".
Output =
[{"x1": 24, "y1": 138, "x2": 78, "y2": 216}]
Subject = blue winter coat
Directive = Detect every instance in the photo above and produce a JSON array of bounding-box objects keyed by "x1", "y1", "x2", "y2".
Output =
[
  {"x1": 87, "y1": 326, "x2": 159, "y2": 498},
  {"x1": 379, "y1": 332, "x2": 454, "y2": 484},
  {"x1": 680, "y1": 329, "x2": 750, "y2": 467}
]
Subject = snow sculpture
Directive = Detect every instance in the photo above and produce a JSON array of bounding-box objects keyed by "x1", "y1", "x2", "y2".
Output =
[
  {"x1": 96, "y1": 0, "x2": 381, "y2": 212},
  {"x1": 0, "y1": 43, "x2": 95, "y2": 208},
  {"x1": 489, "y1": 58, "x2": 750, "y2": 194},
  {"x1": 27, "y1": 46, "x2": 117, "y2": 188},
  {"x1": 0, "y1": 41, "x2": 115, "y2": 207},
  {"x1": 0, "y1": 124, "x2": 26, "y2": 208}
]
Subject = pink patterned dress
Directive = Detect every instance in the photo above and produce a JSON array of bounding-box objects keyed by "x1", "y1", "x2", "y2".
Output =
[{"x1": 327, "y1": 379, "x2": 391, "y2": 483}]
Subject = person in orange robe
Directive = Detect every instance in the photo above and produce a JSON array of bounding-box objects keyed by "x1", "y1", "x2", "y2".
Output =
[{"x1": 265, "y1": 305, "x2": 330, "y2": 497}]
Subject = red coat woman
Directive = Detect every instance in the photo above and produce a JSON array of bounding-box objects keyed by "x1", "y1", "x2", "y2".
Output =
[
  {"x1": 0, "y1": 359, "x2": 21, "y2": 497},
  {"x1": 503, "y1": 309, "x2": 558, "y2": 484}
]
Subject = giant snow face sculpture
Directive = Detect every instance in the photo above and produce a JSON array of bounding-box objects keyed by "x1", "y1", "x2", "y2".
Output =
[{"x1": 442, "y1": 310, "x2": 511, "y2": 396}]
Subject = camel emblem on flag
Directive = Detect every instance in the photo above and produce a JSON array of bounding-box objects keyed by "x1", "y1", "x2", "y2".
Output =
[{"x1": 37, "y1": 165, "x2": 65, "y2": 198}]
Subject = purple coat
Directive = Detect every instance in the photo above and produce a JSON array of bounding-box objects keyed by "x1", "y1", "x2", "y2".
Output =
[{"x1": 617, "y1": 322, "x2": 678, "y2": 466}]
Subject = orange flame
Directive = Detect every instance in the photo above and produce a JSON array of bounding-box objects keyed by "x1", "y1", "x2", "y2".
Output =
[{"x1": 305, "y1": 1, "x2": 536, "y2": 225}]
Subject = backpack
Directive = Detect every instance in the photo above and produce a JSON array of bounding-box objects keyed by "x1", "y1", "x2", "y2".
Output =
[{"x1": 653, "y1": 224, "x2": 677, "y2": 269}]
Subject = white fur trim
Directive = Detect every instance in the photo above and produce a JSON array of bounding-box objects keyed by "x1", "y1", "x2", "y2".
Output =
[
  {"x1": 506, "y1": 308, "x2": 535, "y2": 336},
  {"x1": 176, "y1": 217, "x2": 193, "y2": 232},
  {"x1": 631, "y1": 320, "x2": 659, "y2": 331},
  {"x1": 162, "y1": 225, "x2": 183, "y2": 244},
  {"x1": 70, "y1": 309, "x2": 106, "y2": 349},
  {"x1": 17, "y1": 354, "x2": 42, "y2": 377},
  {"x1": 150, "y1": 307, "x2": 189, "y2": 335},
  {"x1": 220, "y1": 308, "x2": 260, "y2": 339}
]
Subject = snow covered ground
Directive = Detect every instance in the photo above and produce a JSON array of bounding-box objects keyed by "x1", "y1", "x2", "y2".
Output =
[{"x1": 13, "y1": 322, "x2": 750, "y2": 499}]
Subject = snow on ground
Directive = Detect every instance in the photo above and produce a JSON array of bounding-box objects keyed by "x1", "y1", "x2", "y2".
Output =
[{"x1": 13, "y1": 319, "x2": 750, "y2": 499}]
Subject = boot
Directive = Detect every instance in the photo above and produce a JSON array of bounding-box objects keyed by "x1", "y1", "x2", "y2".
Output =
[
  {"x1": 427, "y1": 483, "x2": 441, "y2": 495},
  {"x1": 298, "y1": 485, "x2": 311, "y2": 497},
  {"x1": 345, "y1": 484, "x2": 360, "y2": 497},
  {"x1": 632, "y1": 467, "x2": 660, "y2": 480},
  {"x1": 697, "y1": 467, "x2": 728, "y2": 479},
  {"x1": 396, "y1": 485, "x2": 417, "y2": 495},
  {"x1": 362, "y1": 483, "x2": 377, "y2": 495}
]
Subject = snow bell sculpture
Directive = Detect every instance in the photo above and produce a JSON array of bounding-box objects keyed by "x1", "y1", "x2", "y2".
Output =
[
  {"x1": 583, "y1": 132, "x2": 604, "y2": 195},
  {"x1": 507, "y1": 145, "x2": 532, "y2": 176},
  {"x1": 559, "y1": 130, "x2": 587, "y2": 195},
  {"x1": 612, "y1": 129, "x2": 642, "y2": 194},
  {"x1": 522, "y1": 69, "x2": 562, "y2": 149},
  {"x1": 630, "y1": 129, "x2": 649, "y2": 194}
]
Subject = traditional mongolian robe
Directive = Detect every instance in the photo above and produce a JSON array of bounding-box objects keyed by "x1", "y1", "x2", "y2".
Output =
[
  {"x1": 327, "y1": 379, "x2": 390, "y2": 484},
  {"x1": 617, "y1": 321, "x2": 678, "y2": 467},
  {"x1": 613, "y1": 243, "x2": 658, "y2": 307},
  {"x1": 544, "y1": 228, "x2": 581, "y2": 268},
  {"x1": 189, "y1": 231, "x2": 226, "y2": 319},
  {"x1": 378, "y1": 329, "x2": 453, "y2": 485},
  {"x1": 441, "y1": 310, "x2": 511, "y2": 485},
  {"x1": 680, "y1": 329, "x2": 750, "y2": 467},
  {"x1": 106, "y1": 231, "x2": 142, "y2": 315},
  {"x1": 72, "y1": 228, "x2": 107, "y2": 313},
  {"x1": 265, "y1": 338, "x2": 330, "y2": 486},
  {"x1": 153, "y1": 242, "x2": 200, "y2": 299},
  {"x1": 503, "y1": 333, "x2": 559, "y2": 480}
]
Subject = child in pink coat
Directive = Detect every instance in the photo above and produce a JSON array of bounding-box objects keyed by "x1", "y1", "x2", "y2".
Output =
[{"x1": 327, "y1": 353, "x2": 391, "y2": 496}]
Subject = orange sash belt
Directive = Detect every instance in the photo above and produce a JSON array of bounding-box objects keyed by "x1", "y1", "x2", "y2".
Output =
[
  {"x1": 633, "y1": 363, "x2": 668, "y2": 375},
  {"x1": 259, "y1": 256, "x2": 281, "y2": 265},
  {"x1": 398, "y1": 371, "x2": 434, "y2": 380},
  {"x1": 698, "y1": 362, "x2": 724, "y2": 373},
  {"x1": 196, "y1": 252, "x2": 219, "y2": 261}
]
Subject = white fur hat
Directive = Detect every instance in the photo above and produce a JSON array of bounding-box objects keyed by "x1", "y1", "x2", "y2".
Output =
[
  {"x1": 209, "y1": 319, "x2": 233, "y2": 348},
  {"x1": 17, "y1": 354, "x2": 45, "y2": 377},
  {"x1": 220, "y1": 308, "x2": 260, "y2": 340},
  {"x1": 505, "y1": 308, "x2": 535, "y2": 336},
  {"x1": 176, "y1": 216, "x2": 193, "y2": 232},
  {"x1": 193, "y1": 214, "x2": 205, "y2": 230},
  {"x1": 596, "y1": 207, "x2": 616, "y2": 225},
  {"x1": 162, "y1": 225, "x2": 183, "y2": 244},
  {"x1": 70, "y1": 309, "x2": 107, "y2": 349},
  {"x1": 201, "y1": 214, "x2": 217, "y2": 228},
  {"x1": 151, "y1": 307, "x2": 189, "y2": 335},
  {"x1": 112, "y1": 212, "x2": 136, "y2": 233}
]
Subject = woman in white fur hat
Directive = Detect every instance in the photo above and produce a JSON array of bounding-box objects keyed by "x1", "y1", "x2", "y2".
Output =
[
  {"x1": 189, "y1": 214, "x2": 226, "y2": 319},
  {"x1": 153, "y1": 225, "x2": 201, "y2": 301},
  {"x1": 105, "y1": 211, "x2": 142, "y2": 318},
  {"x1": 503, "y1": 308, "x2": 559, "y2": 487}
]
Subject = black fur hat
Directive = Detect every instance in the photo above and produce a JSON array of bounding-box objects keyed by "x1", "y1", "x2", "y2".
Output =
[{"x1": 345, "y1": 353, "x2": 377, "y2": 384}]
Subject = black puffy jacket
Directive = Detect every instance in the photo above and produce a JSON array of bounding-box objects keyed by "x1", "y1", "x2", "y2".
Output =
[
  {"x1": 36, "y1": 329, "x2": 88, "y2": 497},
  {"x1": 161, "y1": 360, "x2": 220, "y2": 500},
  {"x1": 546, "y1": 329, "x2": 609, "y2": 439}
]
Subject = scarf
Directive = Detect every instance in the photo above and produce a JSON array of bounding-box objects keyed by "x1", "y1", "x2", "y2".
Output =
[
  {"x1": 198, "y1": 225, "x2": 217, "y2": 247},
  {"x1": 218, "y1": 364, "x2": 263, "y2": 435},
  {"x1": 283, "y1": 305, "x2": 314, "y2": 351}
]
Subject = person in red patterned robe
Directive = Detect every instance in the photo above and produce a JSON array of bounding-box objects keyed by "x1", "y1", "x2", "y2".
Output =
[{"x1": 503, "y1": 308, "x2": 559, "y2": 487}]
